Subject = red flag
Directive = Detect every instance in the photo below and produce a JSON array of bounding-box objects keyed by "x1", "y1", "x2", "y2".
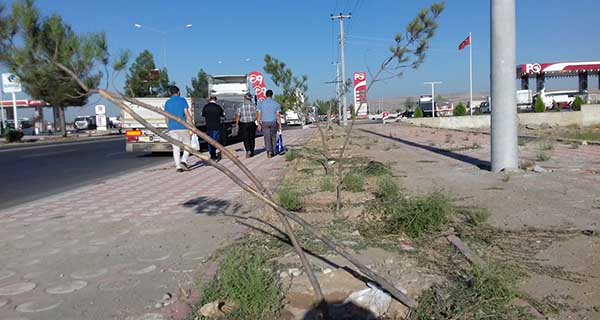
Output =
[{"x1": 458, "y1": 35, "x2": 471, "y2": 50}]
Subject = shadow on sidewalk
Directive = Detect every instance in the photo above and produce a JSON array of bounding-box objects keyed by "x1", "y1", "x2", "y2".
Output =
[
  {"x1": 183, "y1": 196, "x2": 244, "y2": 215},
  {"x1": 359, "y1": 128, "x2": 491, "y2": 170}
]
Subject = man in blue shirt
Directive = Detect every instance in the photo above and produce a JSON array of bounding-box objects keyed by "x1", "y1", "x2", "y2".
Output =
[
  {"x1": 164, "y1": 86, "x2": 192, "y2": 172},
  {"x1": 257, "y1": 89, "x2": 282, "y2": 158}
]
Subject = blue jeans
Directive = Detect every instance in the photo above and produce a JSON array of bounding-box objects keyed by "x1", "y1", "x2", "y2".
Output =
[{"x1": 207, "y1": 130, "x2": 221, "y2": 159}]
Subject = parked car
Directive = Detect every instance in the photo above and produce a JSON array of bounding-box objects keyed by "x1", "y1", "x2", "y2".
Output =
[{"x1": 73, "y1": 116, "x2": 97, "y2": 131}]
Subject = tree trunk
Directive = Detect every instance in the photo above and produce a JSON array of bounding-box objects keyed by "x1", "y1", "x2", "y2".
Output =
[{"x1": 58, "y1": 106, "x2": 67, "y2": 137}]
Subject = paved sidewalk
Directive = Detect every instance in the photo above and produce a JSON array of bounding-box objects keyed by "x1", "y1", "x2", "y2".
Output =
[{"x1": 0, "y1": 128, "x2": 314, "y2": 320}]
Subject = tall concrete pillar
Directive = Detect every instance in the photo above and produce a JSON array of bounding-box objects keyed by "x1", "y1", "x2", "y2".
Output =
[
  {"x1": 536, "y1": 74, "x2": 545, "y2": 93},
  {"x1": 520, "y1": 76, "x2": 529, "y2": 90},
  {"x1": 578, "y1": 72, "x2": 588, "y2": 92},
  {"x1": 490, "y1": 0, "x2": 518, "y2": 172}
]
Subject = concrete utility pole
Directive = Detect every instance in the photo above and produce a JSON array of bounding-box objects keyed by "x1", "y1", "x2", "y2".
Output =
[
  {"x1": 331, "y1": 13, "x2": 351, "y2": 126},
  {"x1": 424, "y1": 81, "x2": 442, "y2": 118},
  {"x1": 490, "y1": 0, "x2": 518, "y2": 171},
  {"x1": 324, "y1": 63, "x2": 342, "y2": 123}
]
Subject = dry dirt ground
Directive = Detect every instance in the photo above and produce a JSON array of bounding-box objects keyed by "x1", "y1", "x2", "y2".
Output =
[{"x1": 260, "y1": 122, "x2": 599, "y2": 319}]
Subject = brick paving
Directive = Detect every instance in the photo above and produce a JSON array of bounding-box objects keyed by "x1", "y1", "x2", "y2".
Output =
[{"x1": 0, "y1": 128, "x2": 314, "y2": 320}]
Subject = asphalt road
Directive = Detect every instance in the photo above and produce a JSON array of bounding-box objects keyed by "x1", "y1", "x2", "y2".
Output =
[{"x1": 0, "y1": 137, "x2": 171, "y2": 210}]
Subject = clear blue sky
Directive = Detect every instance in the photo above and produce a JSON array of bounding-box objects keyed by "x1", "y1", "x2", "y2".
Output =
[{"x1": 2, "y1": 0, "x2": 600, "y2": 118}]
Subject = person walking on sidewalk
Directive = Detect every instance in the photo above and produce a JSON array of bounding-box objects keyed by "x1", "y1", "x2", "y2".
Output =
[
  {"x1": 202, "y1": 95, "x2": 225, "y2": 161},
  {"x1": 164, "y1": 86, "x2": 192, "y2": 172},
  {"x1": 257, "y1": 89, "x2": 282, "y2": 158},
  {"x1": 235, "y1": 92, "x2": 257, "y2": 158}
]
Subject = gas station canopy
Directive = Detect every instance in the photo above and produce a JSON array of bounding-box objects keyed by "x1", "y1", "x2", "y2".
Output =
[
  {"x1": 0, "y1": 99, "x2": 47, "y2": 108},
  {"x1": 516, "y1": 61, "x2": 600, "y2": 92},
  {"x1": 517, "y1": 61, "x2": 600, "y2": 79}
]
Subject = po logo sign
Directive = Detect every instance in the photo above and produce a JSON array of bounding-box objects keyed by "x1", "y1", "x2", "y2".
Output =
[
  {"x1": 525, "y1": 63, "x2": 542, "y2": 74},
  {"x1": 354, "y1": 72, "x2": 365, "y2": 81},
  {"x1": 249, "y1": 74, "x2": 263, "y2": 84}
]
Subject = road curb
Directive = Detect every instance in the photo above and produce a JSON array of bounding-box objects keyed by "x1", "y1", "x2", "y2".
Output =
[{"x1": 0, "y1": 134, "x2": 124, "y2": 151}]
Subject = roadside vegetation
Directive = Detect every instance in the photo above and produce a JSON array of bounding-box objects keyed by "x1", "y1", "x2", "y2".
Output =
[
  {"x1": 453, "y1": 102, "x2": 467, "y2": 116},
  {"x1": 414, "y1": 106, "x2": 424, "y2": 118},
  {"x1": 3, "y1": 129, "x2": 24, "y2": 143},
  {"x1": 194, "y1": 243, "x2": 283, "y2": 319},
  {"x1": 186, "y1": 128, "x2": 592, "y2": 319}
]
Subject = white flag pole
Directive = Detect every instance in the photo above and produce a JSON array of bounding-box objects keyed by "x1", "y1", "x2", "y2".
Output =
[{"x1": 469, "y1": 32, "x2": 474, "y2": 116}]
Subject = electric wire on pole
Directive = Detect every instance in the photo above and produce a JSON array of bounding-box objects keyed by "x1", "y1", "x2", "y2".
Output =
[{"x1": 331, "y1": 13, "x2": 352, "y2": 126}]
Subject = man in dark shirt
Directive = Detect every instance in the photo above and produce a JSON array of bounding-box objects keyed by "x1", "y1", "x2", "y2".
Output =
[{"x1": 202, "y1": 95, "x2": 225, "y2": 161}]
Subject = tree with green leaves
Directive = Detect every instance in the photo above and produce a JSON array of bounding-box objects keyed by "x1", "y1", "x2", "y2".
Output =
[
  {"x1": 186, "y1": 68, "x2": 209, "y2": 98},
  {"x1": 414, "y1": 106, "x2": 424, "y2": 118},
  {"x1": 315, "y1": 99, "x2": 337, "y2": 116},
  {"x1": 453, "y1": 102, "x2": 467, "y2": 116},
  {"x1": 333, "y1": 2, "x2": 444, "y2": 213},
  {"x1": 0, "y1": 0, "x2": 108, "y2": 136},
  {"x1": 533, "y1": 96, "x2": 545, "y2": 113},
  {"x1": 124, "y1": 50, "x2": 170, "y2": 97},
  {"x1": 263, "y1": 55, "x2": 308, "y2": 113},
  {"x1": 571, "y1": 96, "x2": 583, "y2": 111}
]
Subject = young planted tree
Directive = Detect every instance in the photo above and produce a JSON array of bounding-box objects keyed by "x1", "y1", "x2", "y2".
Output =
[
  {"x1": 334, "y1": 2, "x2": 445, "y2": 213},
  {"x1": 0, "y1": 0, "x2": 106, "y2": 136},
  {"x1": 186, "y1": 68, "x2": 209, "y2": 98},
  {"x1": 533, "y1": 96, "x2": 546, "y2": 113},
  {"x1": 454, "y1": 102, "x2": 467, "y2": 116},
  {"x1": 414, "y1": 106, "x2": 424, "y2": 118},
  {"x1": 124, "y1": 50, "x2": 170, "y2": 97}
]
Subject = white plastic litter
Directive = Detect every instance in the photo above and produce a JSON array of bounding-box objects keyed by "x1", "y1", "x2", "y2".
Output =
[
  {"x1": 190, "y1": 134, "x2": 200, "y2": 151},
  {"x1": 344, "y1": 283, "x2": 392, "y2": 317}
]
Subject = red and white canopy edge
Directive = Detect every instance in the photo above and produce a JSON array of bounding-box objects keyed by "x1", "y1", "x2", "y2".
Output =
[
  {"x1": 0, "y1": 100, "x2": 47, "y2": 108},
  {"x1": 517, "y1": 61, "x2": 600, "y2": 78}
]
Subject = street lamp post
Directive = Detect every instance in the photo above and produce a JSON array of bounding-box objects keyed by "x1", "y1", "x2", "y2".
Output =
[
  {"x1": 424, "y1": 81, "x2": 442, "y2": 118},
  {"x1": 133, "y1": 23, "x2": 193, "y2": 70}
]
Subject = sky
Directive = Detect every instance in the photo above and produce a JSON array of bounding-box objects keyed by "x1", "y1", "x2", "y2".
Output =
[{"x1": 2, "y1": 0, "x2": 600, "y2": 119}]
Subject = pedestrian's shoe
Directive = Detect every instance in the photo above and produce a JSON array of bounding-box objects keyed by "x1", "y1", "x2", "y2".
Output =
[
  {"x1": 245, "y1": 151, "x2": 251, "y2": 158},
  {"x1": 176, "y1": 168, "x2": 184, "y2": 173},
  {"x1": 180, "y1": 162, "x2": 189, "y2": 171},
  {"x1": 267, "y1": 152, "x2": 273, "y2": 158}
]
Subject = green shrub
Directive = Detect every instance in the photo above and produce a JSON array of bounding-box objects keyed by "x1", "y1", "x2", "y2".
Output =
[
  {"x1": 533, "y1": 97, "x2": 546, "y2": 113},
  {"x1": 199, "y1": 245, "x2": 282, "y2": 319},
  {"x1": 320, "y1": 176, "x2": 335, "y2": 192},
  {"x1": 571, "y1": 96, "x2": 584, "y2": 111},
  {"x1": 275, "y1": 188, "x2": 304, "y2": 211},
  {"x1": 453, "y1": 103, "x2": 467, "y2": 116},
  {"x1": 536, "y1": 151, "x2": 551, "y2": 162},
  {"x1": 412, "y1": 266, "x2": 521, "y2": 320},
  {"x1": 342, "y1": 173, "x2": 365, "y2": 192},
  {"x1": 414, "y1": 106, "x2": 424, "y2": 118},
  {"x1": 364, "y1": 191, "x2": 452, "y2": 239},
  {"x1": 285, "y1": 148, "x2": 300, "y2": 161},
  {"x1": 3, "y1": 129, "x2": 24, "y2": 143},
  {"x1": 539, "y1": 141, "x2": 553, "y2": 151},
  {"x1": 360, "y1": 161, "x2": 391, "y2": 177},
  {"x1": 374, "y1": 175, "x2": 400, "y2": 199},
  {"x1": 465, "y1": 208, "x2": 490, "y2": 226}
]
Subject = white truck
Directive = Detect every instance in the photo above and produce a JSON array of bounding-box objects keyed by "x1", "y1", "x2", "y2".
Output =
[
  {"x1": 481, "y1": 89, "x2": 533, "y2": 113},
  {"x1": 123, "y1": 96, "x2": 240, "y2": 153},
  {"x1": 123, "y1": 75, "x2": 251, "y2": 153},
  {"x1": 284, "y1": 109, "x2": 305, "y2": 126}
]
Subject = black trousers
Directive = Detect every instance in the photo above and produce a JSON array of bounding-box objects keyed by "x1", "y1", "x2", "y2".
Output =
[{"x1": 239, "y1": 122, "x2": 256, "y2": 154}]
